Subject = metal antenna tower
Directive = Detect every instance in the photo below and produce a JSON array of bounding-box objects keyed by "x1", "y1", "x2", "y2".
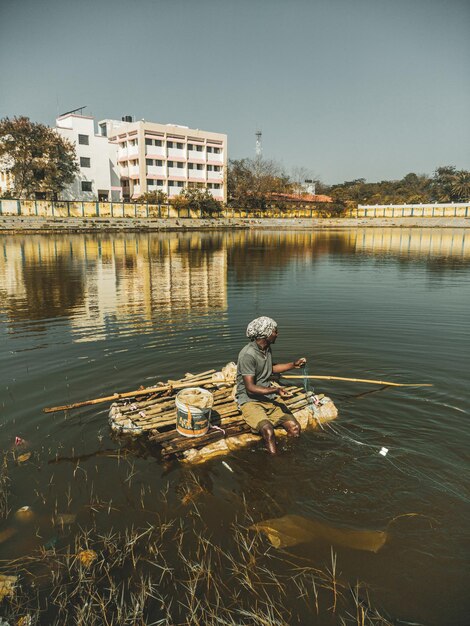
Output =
[{"x1": 255, "y1": 130, "x2": 262, "y2": 158}]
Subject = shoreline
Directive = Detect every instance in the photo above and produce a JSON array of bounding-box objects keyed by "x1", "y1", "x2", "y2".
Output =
[{"x1": 1, "y1": 215, "x2": 469, "y2": 233}]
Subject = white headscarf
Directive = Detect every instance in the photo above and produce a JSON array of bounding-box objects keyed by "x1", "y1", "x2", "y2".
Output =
[{"x1": 246, "y1": 316, "x2": 277, "y2": 340}]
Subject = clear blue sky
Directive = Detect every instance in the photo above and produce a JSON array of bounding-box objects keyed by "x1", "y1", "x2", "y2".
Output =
[{"x1": 1, "y1": 0, "x2": 469, "y2": 184}]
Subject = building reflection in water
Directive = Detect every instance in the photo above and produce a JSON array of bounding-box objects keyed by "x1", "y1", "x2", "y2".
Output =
[
  {"x1": 0, "y1": 234, "x2": 228, "y2": 342},
  {"x1": 0, "y1": 229, "x2": 468, "y2": 341},
  {"x1": 354, "y1": 228, "x2": 469, "y2": 259}
]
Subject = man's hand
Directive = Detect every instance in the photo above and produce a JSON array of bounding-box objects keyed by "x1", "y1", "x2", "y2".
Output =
[
  {"x1": 294, "y1": 357, "x2": 307, "y2": 368},
  {"x1": 277, "y1": 387, "x2": 293, "y2": 398}
]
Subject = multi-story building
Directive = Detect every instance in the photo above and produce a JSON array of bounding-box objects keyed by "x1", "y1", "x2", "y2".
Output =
[
  {"x1": 55, "y1": 114, "x2": 122, "y2": 201},
  {"x1": 2, "y1": 112, "x2": 227, "y2": 202},
  {"x1": 102, "y1": 118, "x2": 227, "y2": 203}
]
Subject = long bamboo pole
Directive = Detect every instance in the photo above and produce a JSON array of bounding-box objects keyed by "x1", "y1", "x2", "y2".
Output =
[
  {"x1": 282, "y1": 375, "x2": 432, "y2": 387},
  {"x1": 44, "y1": 371, "x2": 432, "y2": 414},
  {"x1": 43, "y1": 377, "x2": 217, "y2": 413}
]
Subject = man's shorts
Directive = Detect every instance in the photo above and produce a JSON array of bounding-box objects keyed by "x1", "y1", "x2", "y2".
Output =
[{"x1": 239, "y1": 400, "x2": 294, "y2": 433}]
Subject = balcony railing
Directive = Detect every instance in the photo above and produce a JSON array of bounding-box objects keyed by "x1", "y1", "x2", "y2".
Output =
[
  {"x1": 188, "y1": 169, "x2": 205, "y2": 180},
  {"x1": 167, "y1": 148, "x2": 186, "y2": 159},
  {"x1": 147, "y1": 165, "x2": 166, "y2": 176},
  {"x1": 145, "y1": 146, "x2": 165, "y2": 157},
  {"x1": 188, "y1": 150, "x2": 205, "y2": 161},
  {"x1": 207, "y1": 152, "x2": 223, "y2": 163},
  {"x1": 168, "y1": 167, "x2": 186, "y2": 178}
]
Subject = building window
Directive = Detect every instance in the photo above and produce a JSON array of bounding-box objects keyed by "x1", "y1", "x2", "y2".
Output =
[
  {"x1": 168, "y1": 161, "x2": 174, "y2": 167},
  {"x1": 196, "y1": 164, "x2": 204, "y2": 170},
  {"x1": 214, "y1": 148, "x2": 221, "y2": 154},
  {"x1": 156, "y1": 159, "x2": 163, "y2": 166},
  {"x1": 188, "y1": 163, "x2": 194, "y2": 169},
  {"x1": 214, "y1": 183, "x2": 221, "y2": 189},
  {"x1": 80, "y1": 157, "x2": 91, "y2": 168},
  {"x1": 167, "y1": 141, "x2": 174, "y2": 148},
  {"x1": 177, "y1": 181, "x2": 184, "y2": 187},
  {"x1": 207, "y1": 146, "x2": 213, "y2": 153},
  {"x1": 168, "y1": 181, "x2": 174, "y2": 187},
  {"x1": 78, "y1": 134, "x2": 89, "y2": 145},
  {"x1": 207, "y1": 165, "x2": 213, "y2": 171},
  {"x1": 187, "y1": 144, "x2": 193, "y2": 150},
  {"x1": 196, "y1": 145, "x2": 203, "y2": 152},
  {"x1": 156, "y1": 179, "x2": 164, "y2": 186},
  {"x1": 147, "y1": 179, "x2": 154, "y2": 186},
  {"x1": 177, "y1": 162, "x2": 184, "y2": 169},
  {"x1": 130, "y1": 139, "x2": 137, "y2": 146},
  {"x1": 214, "y1": 166, "x2": 221, "y2": 172},
  {"x1": 81, "y1": 181, "x2": 92, "y2": 191},
  {"x1": 176, "y1": 142, "x2": 183, "y2": 149},
  {"x1": 155, "y1": 140, "x2": 163, "y2": 147},
  {"x1": 146, "y1": 159, "x2": 153, "y2": 166}
]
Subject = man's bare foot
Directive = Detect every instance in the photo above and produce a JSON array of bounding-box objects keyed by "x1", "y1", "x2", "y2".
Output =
[
  {"x1": 283, "y1": 419, "x2": 301, "y2": 438},
  {"x1": 260, "y1": 423, "x2": 277, "y2": 454}
]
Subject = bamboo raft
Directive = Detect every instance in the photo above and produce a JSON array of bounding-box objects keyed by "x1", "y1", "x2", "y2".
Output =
[{"x1": 108, "y1": 364, "x2": 338, "y2": 463}]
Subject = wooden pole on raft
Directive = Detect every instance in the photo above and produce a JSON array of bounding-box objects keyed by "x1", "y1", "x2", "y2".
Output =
[
  {"x1": 43, "y1": 371, "x2": 218, "y2": 413},
  {"x1": 43, "y1": 371, "x2": 432, "y2": 414},
  {"x1": 282, "y1": 375, "x2": 433, "y2": 387}
]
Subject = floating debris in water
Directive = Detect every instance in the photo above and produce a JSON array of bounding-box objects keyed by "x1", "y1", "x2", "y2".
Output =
[
  {"x1": 16, "y1": 452, "x2": 31, "y2": 464},
  {"x1": 77, "y1": 549, "x2": 97, "y2": 568},
  {"x1": 0, "y1": 574, "x2": 17, "y2": 601},
  {"x1": 14, "y1": 506, "x2": 34, "y2": 522},
  {"x1": 222, "y1": 461, "x2": 234, "y2": 473},
  {"x1": 252, "y1": 514, "x2": 388, "y2": 552},
  {"x1": 379, "y1": 447, "x2": 389, "y2": 457}
]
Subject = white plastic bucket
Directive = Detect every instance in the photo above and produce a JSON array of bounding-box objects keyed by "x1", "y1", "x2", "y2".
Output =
[{"x1": 175, "y1": 387, "x2": 212, "y2": 437}]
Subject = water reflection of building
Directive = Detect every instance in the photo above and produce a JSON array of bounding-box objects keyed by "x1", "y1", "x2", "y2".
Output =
[
  {"x1": 354, "y1": 229, "x2": 469, "y2": 258},
  {"x1": 71, "y1": 236, "x2": 228, "y2": 342},
  {"x1": 0, "y1": 235, "x2": 227, "y2": 342}
]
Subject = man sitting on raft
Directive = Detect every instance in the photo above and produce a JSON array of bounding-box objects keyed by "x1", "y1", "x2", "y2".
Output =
[{"x1": 236, "y1": 316, "x2": 306, "y2": 454}]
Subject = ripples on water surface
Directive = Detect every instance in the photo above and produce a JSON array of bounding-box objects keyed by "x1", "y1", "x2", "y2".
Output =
[{"x1": 1, "y1": 229, "x2": 469, "y2": 624}]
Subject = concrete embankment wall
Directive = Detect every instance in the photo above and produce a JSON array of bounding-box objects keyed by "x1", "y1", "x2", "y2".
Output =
[{"x1": 0, "y1": 216, "x2": 469, "y2": 233}]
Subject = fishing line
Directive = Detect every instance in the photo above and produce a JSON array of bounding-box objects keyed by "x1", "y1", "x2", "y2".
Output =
[
  {"x1": 301, "y1": 364, "x2": 324, "y2": 430},
  {"x1": 300, "y1": 366, "x2": 469, "y2": 505}
]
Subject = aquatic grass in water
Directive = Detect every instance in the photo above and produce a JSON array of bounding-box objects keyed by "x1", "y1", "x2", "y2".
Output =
[
  {"x1": 0, "y1": 501, "x2": 398, "y2": 626},
  {"x1": 0, "y1": 454, "x2": 10, "y2": 519}
]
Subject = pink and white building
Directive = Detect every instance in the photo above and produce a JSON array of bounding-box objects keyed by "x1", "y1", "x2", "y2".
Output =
[
  {"x1": 101, "y1": 118, "x2": 227, "y2": 202},
  {"x1": 52, "y1": 113, "x2": 227, "y2": 203}
]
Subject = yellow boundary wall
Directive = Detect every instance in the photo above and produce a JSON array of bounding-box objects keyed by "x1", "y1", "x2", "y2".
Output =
[
  {"x1": 1, "y1": 199, "x2": 469, "y2": 219},
  {"x1": 0, "y1": 199, "x2": 344, "y2": 219}
]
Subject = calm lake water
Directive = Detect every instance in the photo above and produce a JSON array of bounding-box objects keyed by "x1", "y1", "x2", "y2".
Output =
[{"x1": 1, "y1": 228, "x2": 469, "y2": 625}]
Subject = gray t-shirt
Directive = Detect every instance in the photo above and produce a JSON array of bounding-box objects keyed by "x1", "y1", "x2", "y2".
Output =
[{"x1": 236, "y1": 341, "x2": 276, "y2": 405}]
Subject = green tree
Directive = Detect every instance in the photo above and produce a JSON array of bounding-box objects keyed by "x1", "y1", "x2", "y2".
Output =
[
  {"x1": 451, "y1": 170, "x2": 470, "y2": 201},
  {"x1": 227, "y1": 157, "x2": 292, "y2": 210},
  {"x1": 172, "y1": 187, "x2": 223, "y2": 217},
  {"x1": 136, "y1": 190, "x2": 168, "y2": 204},
  {"x1": 0, "y1": 116, "x2": 78, "y2": 198},
  {"x1": 432, "y1": 165, "x2": 458, "y2": 202}
]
